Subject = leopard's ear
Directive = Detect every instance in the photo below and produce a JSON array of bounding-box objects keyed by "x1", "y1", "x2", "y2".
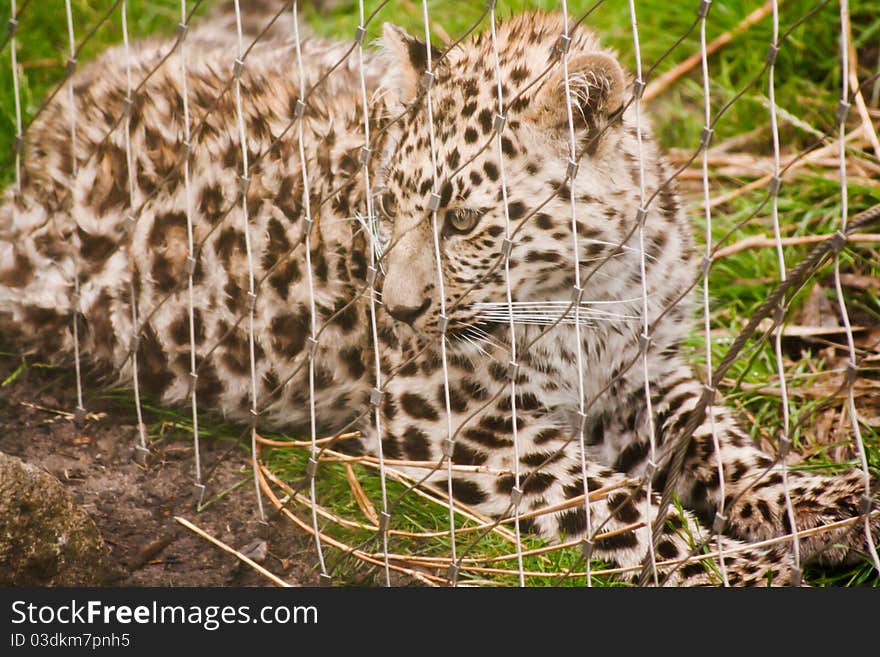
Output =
[
  {"x1": 527, "y1": 52, "x2": 626, "y2": 147},
  {"x1": 380, "y1": 23, "x2": 441, "y2": 105}
]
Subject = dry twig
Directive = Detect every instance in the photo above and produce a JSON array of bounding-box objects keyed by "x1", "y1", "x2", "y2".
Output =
[
  {"x1": 643, "y1": 1, "x2": 778, "y2": 102},
  {"x1": 344, "y1": 463, "x2": 380, "y2": 525},
  {"x1": 713, "y1": 231, "x2": 880, "y2": 259},
  {"x1": 706, "y1": 126, "x2": 867, "y2": 209},
  {"x1": 174, "y1": 516, "x2": 290, "y2": 587}
]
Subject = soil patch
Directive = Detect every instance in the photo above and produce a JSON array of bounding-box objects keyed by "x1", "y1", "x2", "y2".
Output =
[{"x1": 0, "y1": 356, "x2": 317, "y2": 587}]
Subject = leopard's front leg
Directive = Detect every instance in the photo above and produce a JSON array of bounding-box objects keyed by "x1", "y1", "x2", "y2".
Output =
[
  {"x1": 369, "y1": 347, "x2": 798, "y2": 585},
  {"x1": 471, "y1": 410, "x2": 800, "y2": 586},
  {"x1": 372, "y1": 392, "x2": 796, "y2": 585},
  {"x1": 652, "y1": 362, "x2": 879, "y2": 568},
  {"x1": 523, "y1": 446, "x2": 797, "y2": 586}
]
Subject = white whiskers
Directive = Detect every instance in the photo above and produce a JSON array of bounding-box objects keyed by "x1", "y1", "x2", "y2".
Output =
[
  {"x1": 447, "y1": 322, "x2": 507, "y2": 356},
  {"x1": 470, "y1": 299, "x2": 640, "y2": 327},
  {"x1": 354, "y1": 210, "x2": 386, "y2": 274}
]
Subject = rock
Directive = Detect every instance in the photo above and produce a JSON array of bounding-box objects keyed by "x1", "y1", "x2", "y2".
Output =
[{"x1": 0, "y1": 451, "x2": 113, "y2": 585}]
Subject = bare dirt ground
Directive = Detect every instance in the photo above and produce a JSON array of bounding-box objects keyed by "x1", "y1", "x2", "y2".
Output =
[{"x1": 0, "y1": 353, "x2": 317, "y2": 587}]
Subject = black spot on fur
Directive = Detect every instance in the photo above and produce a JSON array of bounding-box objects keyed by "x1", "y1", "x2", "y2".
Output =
[
  {"x1": 446, "y1": 148, "x2": 460, "y2": 169},
  {"x1": 382, "y1": 394, "x2": 397, "y2": 421},
  {"x1": 329, "y1": 297, "x2": 359, "y2": 333},
  {"x1": 657, "y1": 540, "x2": 678, "y2": 559},
  {"x1": 439, "y1": 180, "x2": 453, "y2": 209},
  {"x1": 450, "y1": 478, "x2": 487, "y2": 505},
  {"x1": 78, "y1": 230, "x2": 115, "y2": 269},
  {"x1": 479, "y1": 415, "x2": 513, "y2": 432},
  {"x1": 462, "y1": 427, "x2": 511, "y2": 448},
  {"x1": 460, "y1": 378, "x2": 488, "y2": 400},
  {"x1": 382, "y1": 433, "x2": 402, "y2": 459},
  {"x1": 400, "y1": 392, "x2": 439, "y2": 421},
  {"x1": 0, "y1": 250, "x2": 34, "y2": 287},
  {"x1": 534, "y1": 429, "x2": 562, "y2": 445},
  {"x1": 495, "y1": 471, "x2": 555, "y2": 496},
  {"x1": 521, "y1": 451, "x2": 562, "y2": 468},
  {"x1": 438, "y1": 383, "x2": 468, "y2": 413},
  {"x1": 587, "y1": 420, "x2": 605, "y2": 446},
  {"x1": 613, "y1": 441, "x2": 649, "y2": 473},
  {"x1": 403, "y1": 426, "x2": 431, "y2": 460},
  {"x1": 152, "y1": 254, "x2": 177, "y2": 294},
  {"x1": 269, "y1": 259, "x2": 301, "y2": 299},
  {"x1": 405, "y1": 36, "x2": 441, "y2": 75},
  {"x1": 170, "y1": 309, "x2": 205, "y2": 346},
  {"x1": 478, "y1": 109, "x2": 493, "y2": 134},
  {"x1": 270, "y1": 309, "x2": 309, "y2": 358},
  {"x1": 524, "y1": 250, "x2": 561, "y2": 264},
  {"x1": 452, "y1": 441, "x2": 487, "y2": 466},
  {"x1": 195, "y1": 361, "x2": 222, "y2": 408},
  {"x1": 680, "y1": 563, "x2": 706, "y2": 579},
  {"x1": 314, "y1": 363, "x2": 334, "y2": 389},
  {"x1": 507, "y1": 201, "x2": 526, "y2": 220},
  {"x1": 607, "y1": 493, "x2": 641, "y2": 524},
  {"x1": 557, "y1": 509, "x2": 587, "y2": 537},
  {"x1": 137, "y1": 325, "x2": 174, "y2": 397},
  {"x1": 340, "y1": 346, "x2": 365, "y2": 379},
  {"x1": 595, "y1": 530, "x2": 639, "y2": 551}
]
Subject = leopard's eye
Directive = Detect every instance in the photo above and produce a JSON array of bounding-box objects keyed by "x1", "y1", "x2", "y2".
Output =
[
  {"x1": 446, "y1": 208, "x2": 481, "y2": 234},
  {"x1": 378, "y1": 191, "x2": 398, "y2": 218}
]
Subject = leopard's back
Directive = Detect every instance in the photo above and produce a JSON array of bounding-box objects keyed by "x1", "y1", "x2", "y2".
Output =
[{"x1": 0, "y1": 22, "x2": 386, "y2": 432}]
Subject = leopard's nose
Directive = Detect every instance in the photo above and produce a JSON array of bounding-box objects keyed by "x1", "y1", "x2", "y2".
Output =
[{"x1": 386, "y1": 298, "x2": 431, "y2": 325}]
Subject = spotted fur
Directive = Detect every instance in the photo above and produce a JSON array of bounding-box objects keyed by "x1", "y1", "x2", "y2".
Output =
[{"x1": 0, "y1": 9, "x2": 876, "y2": 586}]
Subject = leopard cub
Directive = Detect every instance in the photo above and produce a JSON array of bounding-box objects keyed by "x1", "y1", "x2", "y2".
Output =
[{"x1": 0, "y1": 10, "x2": 876, "y2": 585}]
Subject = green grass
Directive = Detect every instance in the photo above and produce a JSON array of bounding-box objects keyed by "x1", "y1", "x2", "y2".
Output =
[
  {"x1": 262, "y1": 444, "x2": 625, "y2": 586},
  {"x1": 1, "y1": 0, "x2": 878, "y2": 586}
]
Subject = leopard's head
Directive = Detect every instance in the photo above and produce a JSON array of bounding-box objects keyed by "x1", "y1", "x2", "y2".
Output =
[{"x1": 376, "y1": 13, "x2": 655, "y2": 344}]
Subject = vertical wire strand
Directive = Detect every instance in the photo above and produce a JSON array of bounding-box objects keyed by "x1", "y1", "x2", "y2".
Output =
[
  {"x1": 121, "y1": 1, "x2": 150, "y2": 459},
  {"x1": 489, "y1": 0, "x2": 525, "y2": 587},
  {"x1": 292, "y1": 0, "x2": 328, "y2": 580},
  {"x1": 697, "y1": 0, "x2": 729, "y2": 587},
  {"x1": 872, "y1": 49, "x2": 880, "y2": 107},
  {"x1": 625, "y1": 0, "x2": 659, "y2": 585},
  {"x1": 767, "y1": 0, "x2": 802, "y2": 585},
  {"x1": 420, "y1": 0, "x2": 460, "y2": 585},
  {"x1": 559, "y1": 0, "x2": 593, "y2": 587},
  {"x1": 834, "y1": 0, "x2": 880, "y2": 575},
  {"x1": 63, "y1": 0, "x2": 85, "y2": 418},
  {"x1": 355, "y1": 0, "x2": 391, "y2": 587},
  {"x1": 232, "y1": 0, "x2": 265, "y2": 523},
  {"x1": 177, "y1": 0, "x2": 204, "y2": 503},
  {"x1": 10, "y1": 0, "x2": 22, "y2": 196}
]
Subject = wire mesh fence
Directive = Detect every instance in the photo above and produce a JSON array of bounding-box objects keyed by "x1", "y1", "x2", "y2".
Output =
[{"x1": 1, "y1": 0, "x2": 878, "y2": 587}]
